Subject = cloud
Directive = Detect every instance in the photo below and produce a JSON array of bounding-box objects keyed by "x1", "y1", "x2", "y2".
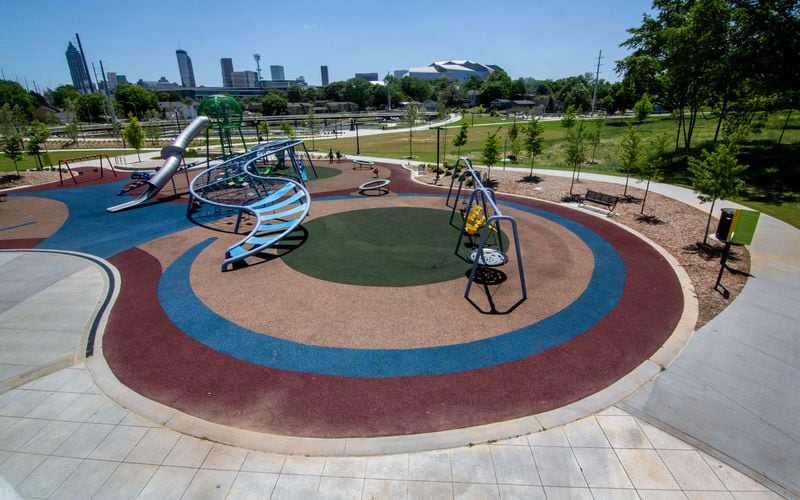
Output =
[{"x1": 301, "y1": 23, "x2": 317, "y2": 30}]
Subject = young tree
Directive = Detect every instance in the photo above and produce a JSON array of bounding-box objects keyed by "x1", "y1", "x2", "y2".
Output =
[
  {"x1": 26, "y1": 121, "x2": 50, "y2": 169},
  {"x1": 280, "y1": 121, "x2": 296, "y2": 139},
  {"x1": 123, "y1": 115, "x2": 145, "y2": 161},
  {"x1": 144, "y1": 118, "x2": 160, "y2": 146},
  {"x1": 64, "y1": 122, "x2": 80, "y2": 146},
  {"x1": 2, "y1": 134, "x2": 24, "y2": 175},
  {"x1": 561, "y1": 104, "x2": 578, "y2": 129},
  {"x1": 688, "y1": 143, "x2": 747, "y2": 245},
  {"x1": 257, "y1": 122, "x2": 270, "y2": 143},
  {"x1": 305, "y1": 108, "x2": 318, "y2": 150},
  {"x1": 638, "y1": 133, "x2": 669, "y2": 214},
  {"x1": 452, "y1": 123, "x2": 469, "y2": 159},
  {"x1": 523, "y1": 118, "x2": 545, "y2": 178},
  {"x1": 508, "y1": 121, "x2": 522, "y2": 160},
  {"x1": 618, "y1": 123, "x2": 643, "y2": 197},
  {"x1": 405, "y1": 102, "x2": 419, "y2": 159},
  {"x1": 481, "y1": 128, "x2": 501, "y2": 182},
  {"x1": 565, "y1": 122, "x2": 587, "y2": 195},
  {"x1": 587, "y1": 118, "x2": 604, "y2": 166},
  {"x1": 634, "y1": 93, "x2": 655, "y2": 123}
]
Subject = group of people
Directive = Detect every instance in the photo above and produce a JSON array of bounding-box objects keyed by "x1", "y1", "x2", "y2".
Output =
[{"x1": 327, "y1": 149, "x2": 344, "y2": 163}]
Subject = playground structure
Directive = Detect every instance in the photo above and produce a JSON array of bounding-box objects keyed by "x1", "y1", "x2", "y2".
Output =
[
  {"x1": 447, "y1": 158, "x2": 527, "y2": 303},
  {"x1": 107, "y1": 116, "x2": 211, "y2": 212},
  {"x1": 197, "y1": 94, "x2": 248, "y2": 160},
  {"x1": 188, "y1": 139, "x2": 316, "y2": 270},
  {"x1": 58, "y1": 153, "x2": 118, "y2": 186}
]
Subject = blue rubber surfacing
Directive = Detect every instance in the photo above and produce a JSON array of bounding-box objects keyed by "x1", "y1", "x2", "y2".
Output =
[{"x1": 158, "y1": 198, "x2": 625, "y2": 378}]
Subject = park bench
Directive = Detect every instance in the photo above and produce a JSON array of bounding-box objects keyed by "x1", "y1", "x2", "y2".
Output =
[{"x1": 579, "y1": 190, "x2": 619, "y2": 216}]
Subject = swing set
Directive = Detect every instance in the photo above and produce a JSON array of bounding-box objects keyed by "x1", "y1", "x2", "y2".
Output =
[{"x1": 446, "y1": 158, "x2": 527, "y2": 304}]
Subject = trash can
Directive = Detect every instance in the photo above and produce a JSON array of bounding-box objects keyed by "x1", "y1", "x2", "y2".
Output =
[{"x1": 715, "y1": 208, "x2": 736, "y2": 242}]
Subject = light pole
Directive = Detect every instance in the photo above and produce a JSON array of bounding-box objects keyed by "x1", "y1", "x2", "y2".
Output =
[{"x1": 355, "y1": 121, "x2": 360, "y2": 155}]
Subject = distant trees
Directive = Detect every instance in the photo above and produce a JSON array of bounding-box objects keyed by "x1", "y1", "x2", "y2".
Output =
[
  {"x1": 617, "y1": 0, "x2": 800, "y2": 150},
  {"x1": 261, "y1": 92, "x2": 288, "y2": 116},
  {"x1": 114, "y1": 83, "x2": 158, "y2": 119},
  {"x1": 0, "y1": 80, "x2": 35, "y2": 119},
  {"x1": 75, "y1": 93, "x2": 108, "y2": 122}
]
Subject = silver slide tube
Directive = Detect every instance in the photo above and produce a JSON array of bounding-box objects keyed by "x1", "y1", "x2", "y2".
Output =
[{"x1": 107, "y1": 116, "x2": 211, "y2": 212}]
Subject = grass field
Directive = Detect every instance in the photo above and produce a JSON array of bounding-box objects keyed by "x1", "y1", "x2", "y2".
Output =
[{"x1": 314, "y1": 111, "x2": 800, "y2": 228}]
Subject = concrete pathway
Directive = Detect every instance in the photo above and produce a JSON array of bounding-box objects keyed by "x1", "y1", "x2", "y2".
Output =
[{"x1": 0, "y1": 251, "x2": 109, "y2": 393}]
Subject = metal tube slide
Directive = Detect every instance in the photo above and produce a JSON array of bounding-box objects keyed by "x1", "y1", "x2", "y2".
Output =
[{"x1": 107, "y1": 116, "x2": 211, "y2": 212}]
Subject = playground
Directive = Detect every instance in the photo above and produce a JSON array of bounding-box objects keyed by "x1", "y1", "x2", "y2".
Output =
[{"x1": 0, "y1": 94, "x2": 690, "y2": 444}]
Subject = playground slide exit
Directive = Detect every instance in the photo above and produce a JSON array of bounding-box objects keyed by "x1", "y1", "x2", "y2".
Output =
[{"x1": 107, "y1": 115, "x2": 211, "y2": 213}]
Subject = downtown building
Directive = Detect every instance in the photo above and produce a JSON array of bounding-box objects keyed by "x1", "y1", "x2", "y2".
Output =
[
  {"x1": 176, "y1": 50, "x2": 196, "y2": 87},
  {"x1": 65, "y1": 41, "x2": 92, "y2": 93}
]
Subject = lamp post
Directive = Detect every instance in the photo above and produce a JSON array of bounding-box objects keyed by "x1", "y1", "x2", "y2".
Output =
[{"x1": 355, "y1": 121, "x2": 360, "y2": 155}]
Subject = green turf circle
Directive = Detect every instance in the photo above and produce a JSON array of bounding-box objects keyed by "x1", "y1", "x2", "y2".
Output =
[{"x1": 281, "y1": 207, "x2": 473, "y2": 287}]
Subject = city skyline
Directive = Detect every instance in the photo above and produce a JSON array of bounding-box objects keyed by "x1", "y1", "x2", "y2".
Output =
[{"x1": 2, "y1": 0, "x2": 653, "y2": 92}]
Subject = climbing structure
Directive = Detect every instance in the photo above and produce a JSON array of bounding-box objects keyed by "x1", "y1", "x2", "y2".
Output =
[
  {"x1": 197, "y1": 95, "x2": 248, "y2": 160},
  {"x1": 188, "y1": 139, "x2": 313, "y2": 270}
]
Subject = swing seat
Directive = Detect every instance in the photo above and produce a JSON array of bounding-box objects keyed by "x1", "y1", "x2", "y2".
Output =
[{"x1": 468, "y1": 248, "x2": 508, "y2": 267}]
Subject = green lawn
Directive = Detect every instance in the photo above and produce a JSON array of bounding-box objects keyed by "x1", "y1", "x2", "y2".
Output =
[{"x1": 0, "y1": 149, "x2": 155, "y2": 173}]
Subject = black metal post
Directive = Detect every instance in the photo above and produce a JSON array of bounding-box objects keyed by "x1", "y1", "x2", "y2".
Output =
[
  {"x1": 435, "y1": 127, "x2": 440, "y2": 185},
  {"x1": 715, "y1": 241, "x2": 732, "y2": 290},
  {"x1": 355, "y1": 122, "x2": 360, "y2": 155}
]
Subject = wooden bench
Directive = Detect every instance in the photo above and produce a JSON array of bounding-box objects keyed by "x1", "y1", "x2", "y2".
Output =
[
  {"x1": 353, "y1": 159, "x2": 374, "y2": 170},
  {"x1": 579, "y1": 190, "x2": 619, "y2": 215}
]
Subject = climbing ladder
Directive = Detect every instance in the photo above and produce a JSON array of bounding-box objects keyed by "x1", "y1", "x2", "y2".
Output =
[
  {"x1": 188, "y1": 140, "x2": 312, "y2": 271},
  {"x1": 447, "y1": 158, "x2": 527, "y2": 302}
]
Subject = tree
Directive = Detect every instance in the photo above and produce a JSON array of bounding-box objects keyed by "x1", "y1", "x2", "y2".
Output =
[
  {"x1": 634, "y1": 93, "x2": 654, "y2": 122},
  {"x1": 48, "y1": 84, "x2": 80, "y2": 108},
  {"x1": 2, "y1": 134, "x2": 23, "y2": 175},
  {"x1": 0, "y1": 80, "x2": 35, "y2": 119},
  {"x1": 638, "y1": 133, "x2": 669, "y2": 214},
  {"x1": 257, "y1": 122, "x2": 270, "y2": 142},
  {"x1": 75, "y1": 93, "x2": 108, "y2": 122},
  {"x1": 561, "y1": 104, "x2": 578, "y2": 129},
  {"x1": 618, "y1": 123, "x2": 643, "y2": 197},
  {"x1": 280, "y1": 122, "x2": 296, "y2": 139},
  {"x1": 287, "y1": 85, "x2": 303, "y2": 103},
  {"x1": 523, "y1": 118, "x2": 545, "y2": 178},
  {"x1": 305, "y1": 108, "x2": 318, "y2": 150},
  {"x1": 63, "y1": 122, "x2": 80, "y2": 145},
  {"x1": 26, "y1": 121, "x2": 50, "y2": 169},
  {"x1": 688, "y1": 143, "x2": 747, "y2": 245},
  {"x1": 565, "y1": 122, "x2": 587, "y2": 195},
  {"x1": 114, "y1": 83, "x2": 159, "y2": 119},
  {"x1": 123, "y1": 115, "x2": 145, "y2": 161},
  {"x1": 405, "y1": 102, "x2": 419, "y2": 159},
  {"x1": 0, "y1": 103, "x2": 27, "y2": 136},
  {"x1": 341, "y1": 77, "x2": 374, "y2": 109},
  {"x1": 144, "y1": 120, "x2": 160, "y2": 146},
  {"x1": 261, "y1": 92, "x2": 288, "y2": 116},
  {"x1": 587, "y1": 118, "x2": 604, "y2": 166},
  {"x1": 452, "y1": 123, "x2": 469, "y2": 159},
  {"x1": 508, "y1": 121, "x2": 522, "y2": 159},
  {"x1": 481, "y1": 128, "x2": 501, "y2": 182}
]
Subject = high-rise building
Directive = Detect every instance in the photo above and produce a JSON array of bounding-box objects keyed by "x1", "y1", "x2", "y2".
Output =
[
  {"x1": 320, "y1": 65, "x2": 329, "y2": 86},
  {"x1": 270, "y1": 65, "x2": 285, "y2": 81},
  {"x1": 65, "y1": 41, "x2": 92, "y2": 93},
  {"x1": 176, "y1": 50, "x2": 196, "y2": 87},
  {"x1": 106, "y1": 72, "x2": 118, "y2": 92},
  {"x1": 355, "y1": 72, "x2": 379, "y2": 82},
  {"x1": 220, "y1": 58, "x2": 234, "y2": 87},
  {"x1": 231, "y1": 71, "x2": 258, "y2": 88}
]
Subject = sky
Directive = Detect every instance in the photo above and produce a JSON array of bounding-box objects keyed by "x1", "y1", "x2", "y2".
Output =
[{"x1": 1, "y1": 0, "x2": 653, "y2": 92}]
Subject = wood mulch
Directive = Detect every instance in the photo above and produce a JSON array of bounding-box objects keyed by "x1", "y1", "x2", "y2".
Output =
[{"x1": 418, "y1": 168, "x2": 750, "y2": 329}]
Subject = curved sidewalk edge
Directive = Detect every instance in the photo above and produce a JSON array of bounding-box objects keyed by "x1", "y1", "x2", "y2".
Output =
[{"x1": 0, "y1": 250, "x2": 114, "y2": 393}]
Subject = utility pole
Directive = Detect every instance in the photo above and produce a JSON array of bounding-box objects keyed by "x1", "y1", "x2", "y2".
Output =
[
  {"x1": 99, "y1": 60, "x2": 117, "y2": 125},
  {"x1": 591, "y1": 50, "x2": 603, "y2": 116}
]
